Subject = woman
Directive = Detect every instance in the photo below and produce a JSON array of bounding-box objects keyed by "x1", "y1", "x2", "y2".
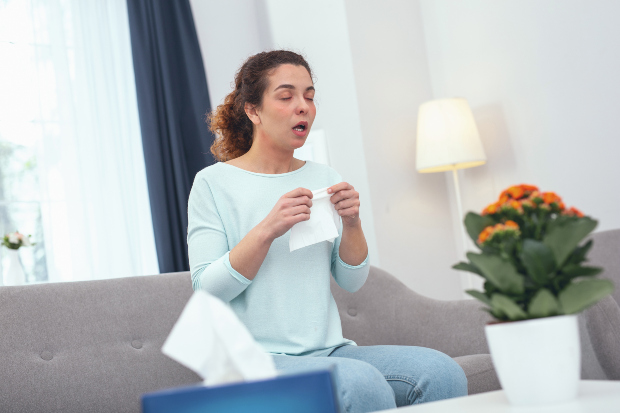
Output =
[{"x1": 187, "y1": 50, "x2": 467, "y2": 412}]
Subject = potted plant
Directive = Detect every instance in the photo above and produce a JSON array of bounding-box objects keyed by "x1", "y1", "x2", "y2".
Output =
[
  {"x1": 453, "y1": 184, "x2": 614, "y2": 406},
  {"x1": 2, "y1": 231, "x2": 35, "y2": 286}
]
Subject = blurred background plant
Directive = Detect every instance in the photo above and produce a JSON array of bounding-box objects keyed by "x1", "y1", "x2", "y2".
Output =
[
  {"x1": 2, "y1": 230, "x2": 36, "y2": 250},
  {"x1": 454, "y1": 184, "x2": 614, "y2": 322}
]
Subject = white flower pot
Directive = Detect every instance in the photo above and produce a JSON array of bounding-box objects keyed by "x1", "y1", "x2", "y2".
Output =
[
  {"x1": 485, "y1": 314, "x2": 580, "y2": 406},
  {"x1": 3, "y1": 249, "x2": 26, "y2": 286}
]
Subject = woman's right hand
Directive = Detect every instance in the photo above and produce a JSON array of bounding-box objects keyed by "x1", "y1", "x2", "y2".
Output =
[{"x1": 260, "y1": 187, "x2": 313, "y2": 241}]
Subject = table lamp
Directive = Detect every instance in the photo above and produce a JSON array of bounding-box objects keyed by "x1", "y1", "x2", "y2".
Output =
[{"x1": 416, "y1": 97, "x2": 487, "y2": 292}]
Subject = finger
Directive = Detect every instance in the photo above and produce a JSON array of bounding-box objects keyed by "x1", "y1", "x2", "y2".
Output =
[
  {"x1": 288, "y1": 196, "x2": 312, "y2": 208},
  {"x1": 327, "y1": 182, "x2": 351, "y2": 195},
  {"x1": 291, "y1": 212, "x2": 311, "y2": 224},
  {"x1": 330, "y1": 189, "x2": 358, "y2": 204},
  {"x1": 334, "y1": 198, "x2": 360, "y2": 211},
  {"x1": 336, "y1": 206, "x2": 359, "y2": 217},
  {"x1": 286, "y1": 187, "x2": 313, "y2": 199},
  {"x1": 289, "y1": 204, "x2": 311, "y2": 217}
]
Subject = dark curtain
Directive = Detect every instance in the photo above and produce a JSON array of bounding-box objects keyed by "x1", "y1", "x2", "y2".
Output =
[{"x1": 126, "y1": 0, "x2": 215, "y2": 273}]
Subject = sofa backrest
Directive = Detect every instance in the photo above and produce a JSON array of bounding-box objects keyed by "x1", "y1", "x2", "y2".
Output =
[
  {"x1": 588, "y1": 228, "x2": 620, "y2": 305},
  {"x1": 0, "y1": 272, "x2": 200, "y2": 413}
]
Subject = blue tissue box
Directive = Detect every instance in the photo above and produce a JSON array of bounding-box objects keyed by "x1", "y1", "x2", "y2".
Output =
[{"x1": 142, "y1": 368, "x2": 339, "y2": 413}]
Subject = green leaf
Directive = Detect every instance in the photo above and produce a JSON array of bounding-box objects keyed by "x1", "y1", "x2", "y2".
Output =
[
  {"x1": 453, "y1": 262, "x2": 484, "y2": 277},
  {"x1": 467, "y1": 252, "x2": 524, "y2": 295},
  {"x1": 491, "y1": 294, "x2": 527, "y2": 321},
  {"x1": 561, "y1": 265, "x2": 603, "y2": 278},
  {"x1": 543, "y1": 217, "x2": 598, "y2": 267},
  {"x1": 520, "y1": 239, "x2": 557, "y2": 285},
  {"x1": 481, "y1": 307, "x2": 506, "y2": 320},
  {"x1": 558, "y1": 279, "x2": 615, "y2": 314},
  {"x1": 466, "y1": 290, "x2": 491, "y2": 306},
  {"x1": 464, "y1": 212, "x2": 495, "y2": 245},
  {"x1": 528, "y1": 289, "x2": 560, "y2": 318},
  {"x1": 566, "y1": 239, "x2": 593, "y2": 266}
]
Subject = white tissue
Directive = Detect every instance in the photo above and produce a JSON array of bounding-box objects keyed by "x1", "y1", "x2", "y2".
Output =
[
  {"x1": 289, "y1": 187, "x2": 341, "y2": 252},
  {"x1": 161, "y1": 291, "x2": 277, "y2": 386}
]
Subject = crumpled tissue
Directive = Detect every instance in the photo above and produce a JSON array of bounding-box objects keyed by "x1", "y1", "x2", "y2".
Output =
[
  {"x1": 162, "y1": 290, "x2": 277, "y2": 386},
  {"x1": 289, "y1": 187, "x2": 341, "y2": 252}
]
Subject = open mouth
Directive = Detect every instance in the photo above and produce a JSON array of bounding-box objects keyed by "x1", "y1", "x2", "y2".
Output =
[{"x1": 292, "y1": 121, "x2": 308, "y2": 132}]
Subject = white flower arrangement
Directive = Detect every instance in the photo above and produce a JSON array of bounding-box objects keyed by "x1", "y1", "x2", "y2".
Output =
[{"x1": 2, "y1": 231, "x2": 36, "y2": 250}]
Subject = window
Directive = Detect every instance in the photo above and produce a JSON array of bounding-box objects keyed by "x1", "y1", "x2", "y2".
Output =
[{"x1": 0, "y1": 0, "x2": 159, "y2": 284}]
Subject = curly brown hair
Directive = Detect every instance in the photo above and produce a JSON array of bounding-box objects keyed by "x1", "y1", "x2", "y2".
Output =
[{"x1": 207, "y1": 50, "x2": 314, "y2": 162}]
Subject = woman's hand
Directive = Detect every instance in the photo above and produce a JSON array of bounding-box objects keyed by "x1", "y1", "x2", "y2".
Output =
[
  {"x1": 328, "y1": 182, "x2": 360, "y2": 227},
  {"x1": 260, "y1": 187, "x2": 313, "y2": 241}
]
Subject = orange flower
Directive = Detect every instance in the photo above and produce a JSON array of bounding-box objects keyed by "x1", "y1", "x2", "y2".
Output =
[
  {"x1": 507, "y1": 186, "x2": 525, "y2": 200},
  {"x1": 528, "y1": 190, "x2": 542, "y2": 200},
  {"x1": 509, "y1": 200, "x2": 523, "y2": 211},
  {"x1": 563, "y1": 207, "x2": 585, "y2": 218},
  {"x1": 477, "y1": 226, "x2": 495, "y2": 244},
  {"x1": 505, "y1": 220, "x2": 519, "y2": 229},
  {"x1": 522, "y1": 184, "x2": 539, "y2": 192},
  {"x1": 521, "y1": 199, "x2": 535, "y2": 209},
  {"x1": 482, "y1": 202, "x2": 500, "y2": 215},
  {"x1": 500, "y1": 184, "x2": 539, "y2": 201},
  {"x1": 477, "y1": 221, "x2": 520, "y2": 244},
  {"x1": 542, "y1": 192, "x2": 562, "y2": 205}
]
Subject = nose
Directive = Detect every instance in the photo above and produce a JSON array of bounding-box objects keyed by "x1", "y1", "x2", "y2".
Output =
[{"x1": 296, "y1": 96, "x2": 309, "y2": 115}]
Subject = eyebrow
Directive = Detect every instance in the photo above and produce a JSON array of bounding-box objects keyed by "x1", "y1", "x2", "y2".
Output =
[{"x1": 273, "y1": 84, "x2": 315, "y2": 92}]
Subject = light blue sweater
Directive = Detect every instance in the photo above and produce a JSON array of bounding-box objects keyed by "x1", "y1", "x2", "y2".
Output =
[{"x1": 187, "y1": 160, "x2": 370, "y2": 357}]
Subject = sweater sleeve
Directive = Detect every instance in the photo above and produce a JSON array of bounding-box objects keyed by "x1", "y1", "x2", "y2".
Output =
[
  {"x1": 329, "y1": 171, "x2": 370, "y2": 293},
  {"x1": 187, "y1": 175, "x2": 252, "y2": 302}
]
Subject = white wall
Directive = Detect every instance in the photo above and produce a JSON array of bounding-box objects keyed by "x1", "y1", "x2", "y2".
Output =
[
  {"x1": 189, "y1": 0, "x2": 271, "y2": 108},
  {"x1": 420, "y1": 0, "x2": 620, "y2": 239},
  {"x1": 344, "y1": 0, "x2": 464, "y2": 300}
]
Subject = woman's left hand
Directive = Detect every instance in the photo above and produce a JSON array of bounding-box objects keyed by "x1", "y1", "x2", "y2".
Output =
[{"x1": 328, "y1": 182, "x2": 360, "y2": 227}]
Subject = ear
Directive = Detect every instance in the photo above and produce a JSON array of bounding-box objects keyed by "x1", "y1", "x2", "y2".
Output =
[{"x1": 244, "y1": 102, "x2": 261, "y2": 125}]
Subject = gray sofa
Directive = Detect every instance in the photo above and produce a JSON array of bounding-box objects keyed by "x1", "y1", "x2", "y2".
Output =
[{"x1": 1, "y1": 229, "x2": 619, "y2": 413}]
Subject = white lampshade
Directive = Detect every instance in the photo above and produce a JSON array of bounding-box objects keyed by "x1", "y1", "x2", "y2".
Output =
[{"x1": 416, "y1": 98, "x2": 487, "y2": 173}]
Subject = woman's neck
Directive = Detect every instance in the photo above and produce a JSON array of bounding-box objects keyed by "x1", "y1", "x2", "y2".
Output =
[{"x1": 228, "y1": 143, "x2": 304, "y2": 175}]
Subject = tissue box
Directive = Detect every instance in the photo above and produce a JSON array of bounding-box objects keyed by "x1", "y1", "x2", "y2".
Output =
[{"x1": 142, "y1": 368, "x2": 339, "y2": 413}]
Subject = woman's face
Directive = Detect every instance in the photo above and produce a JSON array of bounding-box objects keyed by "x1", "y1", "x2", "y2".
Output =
[{"x1": 251, "y1": 64, "x2": 316, "y2": 151}]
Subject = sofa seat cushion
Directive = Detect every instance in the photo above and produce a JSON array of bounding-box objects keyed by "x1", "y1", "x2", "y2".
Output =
[{"x1": 453, "y1": 354, "x2": 501, "y2": 395}]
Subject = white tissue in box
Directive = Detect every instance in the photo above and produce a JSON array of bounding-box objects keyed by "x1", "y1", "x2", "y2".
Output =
[
  {"x1": 289, "y1": 187, "x2": 341, "y2": 252},
  {"x1": 161, "y1": 290, "x2": 277, "y2": 386}
]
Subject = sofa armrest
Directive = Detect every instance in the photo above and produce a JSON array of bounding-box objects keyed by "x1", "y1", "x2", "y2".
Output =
[{"x1": 331, "y1": 266, "x2": 493, "y2": 357}]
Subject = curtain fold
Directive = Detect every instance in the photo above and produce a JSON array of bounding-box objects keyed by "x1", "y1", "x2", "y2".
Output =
[{"x1": 126, "y1": 0, "x2": 216, "y2": 273}]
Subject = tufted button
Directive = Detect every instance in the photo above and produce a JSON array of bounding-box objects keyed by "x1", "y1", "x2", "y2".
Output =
[
  {"x1": 131, "y1": 340, "x2": 143, "y2": 349},
  {"x1": 40, "y1": 351, "x2": 53, "y2": 361},
  {"x1": 347, "y1": 308, "x2": 357, "y2": 317}
]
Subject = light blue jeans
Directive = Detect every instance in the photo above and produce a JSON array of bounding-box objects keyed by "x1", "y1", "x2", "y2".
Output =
[{"x1": 272, "y1": 345, "x2": 468, "y2": 413}]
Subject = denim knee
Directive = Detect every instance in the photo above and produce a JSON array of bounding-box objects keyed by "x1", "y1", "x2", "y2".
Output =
[
  {"x1": 332, "y1": 359, "x2": 396, "y2": 413},
  {"x1": 419, "y1": 350, "x2": 468, "y2": 403}
]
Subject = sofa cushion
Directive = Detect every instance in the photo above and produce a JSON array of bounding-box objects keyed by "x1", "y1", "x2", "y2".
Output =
[{"x1": 453, "y1": 354, "x2": 501, "y2": 395}]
